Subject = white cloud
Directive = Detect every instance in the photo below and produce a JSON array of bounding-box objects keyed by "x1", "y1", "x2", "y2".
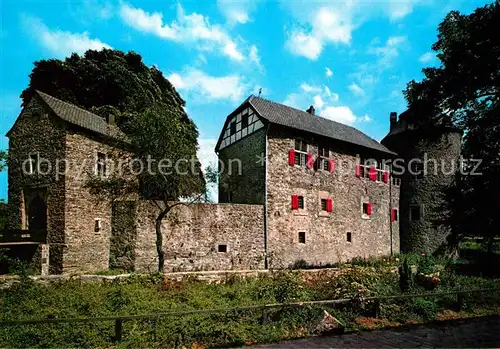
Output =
[
  {"x1": 197, "y1": 137, "x2": 218, "y2": 202},
  {"x1": 348, "y1": 83, "x2": 365, "y2": 96},
  {"x1": 120, "y1": 2, "x2": 256, "y2": 64},
  {"x1": 368, "y1": 35, "x2": 407, "y2": 67},
  {"x1": 300, "y1": 83, "x2": 322, "y2": 93},
  {"x1": 284, "y1": 1, "x2": 421, "y2": 60},
  {"x1": 419, "y1": 51, "x2": 435, "y2": 63},
  {"x1": 286, "y1": 31, "x2": 323, "y2": 60},
  {"x1": 325, "y1": 67, "x2": 333, "y2": 77},
  {"x1": 217, "y1": 0, "x2": 259, "y2": 25},
  {"x1": 282, "y1": 83, "x2": 368, "y2": 126},
  {"x1": 313, "y1": 95, "x2": 324, "y2": 109},
  {"x1": 249, "y1": 45, "x2": 263, "y2": 71},
  {"x1": 321, "y1": 106, "x2": 358, "y2": 125},
  {"x1": 386, "y1": 0, "x2": 421, "y2": 21},
  {"x1": 21, "y1": 15, "x2": 111, "y2": 58},
  {"x1": 167, "y1": 68, "x2": 249, "y2": 101}
]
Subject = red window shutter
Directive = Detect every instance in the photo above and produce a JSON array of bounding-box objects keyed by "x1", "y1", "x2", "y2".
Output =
[
  {"x1": 326, "y1": 198, "x2": 333, "y2": 212},
  {"x1": 329, "y1": 159, "x2": 335, "y2": 173},
  {"x1": 306, "y1": 153, "x2": 314, "y2": 168},
  {"x1": 288, "y1": 149, "x2": 295, "y2": 166},
  {"x1": 356, "y1": 165, "x2": 361, "y2": 177},
  {"x1": 369, "y1": 166, "x2": 377, "y2": 181},
  {"x1": 391, "y1": 208, "x2": 397, "y2": 222},
  {"x1": 383, "y1": 171, "x2": 389, "y2": 184},
  {"x1": 367, "y1": 203, "x2": 373, "y2": 216},
  {"x1": 291, "y1": 195, "x2": 299, "y2": 210}
]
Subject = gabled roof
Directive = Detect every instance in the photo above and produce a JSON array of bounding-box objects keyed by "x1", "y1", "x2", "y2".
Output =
[
  {"x1": 216, "y1": 95, "x2": 395, "y2": 155},
  {"x1": 35, "y1": 90, "x2": 126, "y2": 140},
  {"x1": 7, "y1": 90, "x2": 127, "y2": 141}
]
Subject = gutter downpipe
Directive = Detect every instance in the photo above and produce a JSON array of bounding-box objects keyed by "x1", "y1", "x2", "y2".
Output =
[{"x1": 264, "y1": 123, "x2": 270, "y2": 269}]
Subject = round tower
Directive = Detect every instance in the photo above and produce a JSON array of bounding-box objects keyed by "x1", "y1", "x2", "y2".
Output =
[{"x1": 382, "y1": 110, "x2": 462, "y2": 254}]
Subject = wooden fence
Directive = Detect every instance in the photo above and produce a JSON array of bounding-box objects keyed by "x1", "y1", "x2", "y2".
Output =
[{"x1": 0, "y1": 287, "x2": 498, "y2": 343}]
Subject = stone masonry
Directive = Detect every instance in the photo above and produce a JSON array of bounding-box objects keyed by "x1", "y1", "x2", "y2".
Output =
[
  {"x1": 133, "y1": 202, "x2": 265, "y2": 272},
  {"x1": 266, "y1": 126, "x2": 399, "y2": 268}
]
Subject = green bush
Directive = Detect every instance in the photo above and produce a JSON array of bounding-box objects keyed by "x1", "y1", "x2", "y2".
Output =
[{"x1": 409, "y1": 298, "x2": 438, "y2": 321}]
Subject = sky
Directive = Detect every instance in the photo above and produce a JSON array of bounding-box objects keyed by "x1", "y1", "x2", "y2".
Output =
[{"x1": 0, "y1": 0, "x2": 492, "y2": 201}]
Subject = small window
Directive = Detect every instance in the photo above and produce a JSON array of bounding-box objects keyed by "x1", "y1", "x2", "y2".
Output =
[
  {"x1": 226, "y1": 191, "x2": 233, "y2": 202},
  {"x1": 392, "y1": 209, "x2": 399, "y2": 222},
  {"x1": 27, "y1": 153, "x2": 39, "y2": 174},
  {"x1": 298, "y1": 196, "x2": 305, "y2": 209},
  {"x1": 294, "y1": 140, "x2": 307, "y2": 152},
  {"x1": 298, "y1": 232, "x2": 306, "y2": 244},
  {"x1": 392, "y1": 177, "x2": 401, "y2": 187},
  {"x1": 363, "y1": 203, "x2": 370, "y2": 215},
  {"x1": 347, "y1": 232, "x2": 352, "y2": 242},
  {"x1": 218, "y1": 244, "x2": 227, "y2": 253},
  {"x1": 318, "y1": 146, "x2": 328, "y2": 158},
  {"x1": 410, "y1": 204, "x2": 422, "y2": 221},
  {"x1": 96, "y1": 152, "x2": 107, "y2": 177},
  {"x1": 230, "y1": 121, "x2": 236, "y2": 135},
  {"x1": 94, "y1": 219, "x2": 101, "y2": 233},
  {"x1": 412, "y1": 162, "x2": 424, "y2": 180},
  {"x1": 321, "y1": 198, "x2": 328, "y2": 211},
  {"x1": 32, "y1": 110, "x2": 41, "y2": 121},
  {"x1": 241, "y1": 113, "x2": 249, "y2": 128}
]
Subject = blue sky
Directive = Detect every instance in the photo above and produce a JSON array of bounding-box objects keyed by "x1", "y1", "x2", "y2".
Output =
[{"x1": 0, "y1": 0, "x2": 491, "y2": 200}]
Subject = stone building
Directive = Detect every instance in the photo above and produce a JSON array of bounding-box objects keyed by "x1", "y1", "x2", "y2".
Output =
[
  {"x1": 5, "y1": 91, "x2": 402, "y2": 274},
  {"x1": 216, "y1": 96, "x2": 400, "y2": 268},
  {"x1": 381, "y1": 110, "x2": 462, "y2": 253}
]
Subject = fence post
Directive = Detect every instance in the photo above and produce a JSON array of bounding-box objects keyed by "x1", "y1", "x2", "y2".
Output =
[
  {"x1": 457, "y1": 293, "x2": 465, "y2": 312},
  {"x1": 114, "y1": 319, "x2": 123, "y2": 343},
  {"x1": 374, "y1": 300, "x2": 381, "y2": 318}
]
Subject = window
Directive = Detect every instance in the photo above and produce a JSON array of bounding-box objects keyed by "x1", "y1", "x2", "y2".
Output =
[
  {"x1": 410, "y1": 204, "x2": 422, "y2": 221},
  {"x1": 230, "y1": 121, "x2": 236, "y2": 135},
  {"x1": 27, "y1": 153, "x2": 39, "y2": 174},
  {"x1": 94, "y1": 219, "x2": 101, "y2": 233},
  {"x1": 412, "y1": 161, "x2": 424, "y2": 180},
  {"x1": 318, "y1": 146, "x2": 330, "y2": 170},
  {"x1": 392, "y1": 176, "x2": 401, "y2": 187},
  {"x1": 298, "y1": 232, "x2": 306, "y2": 244},
  {"x1": 241, "y1": 112, "x2": 249, "y2": 128},
  {"x1": 391, "y1": 208, "x2": 399, "y2": 222},
  {"x1": 294, "y1": 140, "x2": 308, "y2": 167},
  {"x1": 321, "y1": 198, "x2": 328, "y2": 211},
  {"x1": 96, "y1": 152, "x2": 107, "y2": 177},
  {"x1": 218, "y1": 244, "x2": 227, "y2": 253},
  {"x1": 298, "y1": 196, "x2": 304, "y2": 209},
  {"x1": 363, "y1": 203, "x2": 372, "y2": 216},
  {"x1": 347, "y1": 232, "x2": 352, "y2": 242}
]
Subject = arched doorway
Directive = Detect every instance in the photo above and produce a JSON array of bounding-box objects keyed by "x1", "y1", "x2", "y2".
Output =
[{"x1": 28, "y1": 195, "x2": 47, "y2": 231}]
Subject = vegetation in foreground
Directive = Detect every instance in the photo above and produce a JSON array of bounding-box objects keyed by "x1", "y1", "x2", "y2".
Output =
[{"x1": 1, "y1": 253, "x2": 500, "y2": 348}]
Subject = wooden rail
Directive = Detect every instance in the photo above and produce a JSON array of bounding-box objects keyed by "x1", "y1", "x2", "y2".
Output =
[{"x1": 0, "y1": 287, "x2": 498, "y2": 342}]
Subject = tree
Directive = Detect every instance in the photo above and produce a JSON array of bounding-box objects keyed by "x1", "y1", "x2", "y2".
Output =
[
  {"x1": 23, "y1": 49, "x2": 207, "y2": 271},
  {"x1": 0, "y1": 150, "x2": 6, "y2": 173},
  {"x1": 21, "y1": 49, "x2": 186, "y2": 125},
  {"x1": 404, "y1": 3, "x2": 500, "y2": 250}
]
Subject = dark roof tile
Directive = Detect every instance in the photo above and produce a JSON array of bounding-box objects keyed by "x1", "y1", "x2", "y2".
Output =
[
  {"x1": 248, "y1": 96, "x2": 395, "y2": 155},
  {"x1": 35, "y1": 90, "x2": 127, "y2": 141}
]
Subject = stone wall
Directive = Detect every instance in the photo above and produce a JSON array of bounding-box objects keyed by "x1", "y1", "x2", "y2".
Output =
[
  {"x1": 266, "y1": 126, "x2": 400, "y2": 268},
  {"x1": 134, "y1": 202, "x2": 265, "y2": 272},
  {"x1": 63, "y1": 131, "x2": 130, "y2": 274},
  {"x1": 7, "y1": 95, "x2": 67, "y2": 273},
  {"x1": 218, "y1": 128, "x2": 266, "y2": 204},
  {"x1": 383, "y1": 127, "x2": 461, "y2": 253}
]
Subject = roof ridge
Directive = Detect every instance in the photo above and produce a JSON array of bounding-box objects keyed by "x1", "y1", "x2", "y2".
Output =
[{"x1": 35, "y1": 90, "x2": 102, "y2": 119}]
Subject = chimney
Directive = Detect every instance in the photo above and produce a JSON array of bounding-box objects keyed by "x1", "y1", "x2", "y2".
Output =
[
  {"x1": 106, "y1": 114, "x2": 116, "y2": 125},
  {"x1": 306, "y1": 105, "x2": 315, "y2": 115},
  {"x1": 389, "y1": 112, "x2": 397, "y2": 131}
]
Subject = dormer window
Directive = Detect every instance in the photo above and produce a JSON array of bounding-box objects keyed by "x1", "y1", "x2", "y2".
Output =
[
  {"x1": 96, "y1": 152, "x2": 107, "y2": 177},
  {"x1": 294, "y1": 140, "x2": 308, "y2": 167}
]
